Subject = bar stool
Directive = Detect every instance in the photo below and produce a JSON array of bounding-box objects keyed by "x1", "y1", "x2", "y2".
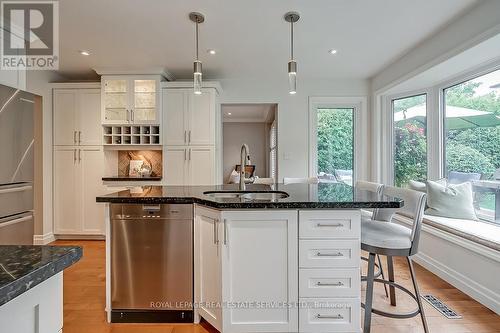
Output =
[
  {"x1": 361, "y1": 185, "x2": 429, "y2": 333},
  {"x1": 356, "y1": 181, "x2": 388, "y2": 298}
]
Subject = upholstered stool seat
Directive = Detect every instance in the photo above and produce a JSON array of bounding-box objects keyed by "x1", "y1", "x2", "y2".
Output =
[{"x1": 361, "y1": 220, "x2": 412, "y2": 250}]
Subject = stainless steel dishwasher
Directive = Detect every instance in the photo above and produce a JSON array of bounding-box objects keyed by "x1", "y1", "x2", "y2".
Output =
[{"x1": 110, "y1": 204, "x2": 193, "y2": 323}]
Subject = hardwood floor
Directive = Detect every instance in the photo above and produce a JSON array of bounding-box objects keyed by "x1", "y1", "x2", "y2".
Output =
[{"x1": 52, "y1": 240, "x2": 500, "y2": 333}]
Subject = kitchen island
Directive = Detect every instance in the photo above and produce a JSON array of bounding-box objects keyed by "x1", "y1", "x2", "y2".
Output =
[
  {"x1": 97, "y1": 183, "x2": 402, "y2": 333},
  {"x1": 0, "y1": 245, "x2": 82, "y2": 333}
]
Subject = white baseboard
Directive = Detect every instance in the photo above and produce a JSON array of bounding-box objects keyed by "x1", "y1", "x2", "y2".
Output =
[
  {"x1": 33, "y1": 232, "x2": 56, "y2": 245},
  {"x1": 414, "y1": 249, "x2": 500, "y2": 315}
]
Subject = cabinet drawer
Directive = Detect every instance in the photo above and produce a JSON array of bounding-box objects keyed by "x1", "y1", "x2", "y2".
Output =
[
  {"x1": 300, "y1": 268, "x2": 360, "y2": 298},
  {"x1": 300, "y1": 240, "x2": 360, "y2": 268},
  {"x1": 299, "y1": 298, "x2": 360, "y2": 333},
  {"x1": 299, "y1": 210, "x2": 360, "y2": 239}
]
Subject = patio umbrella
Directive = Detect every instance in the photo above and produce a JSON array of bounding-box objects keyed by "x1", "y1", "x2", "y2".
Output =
[{"x1": 394, "y1": 104, "x2": 500, "y2": 130}]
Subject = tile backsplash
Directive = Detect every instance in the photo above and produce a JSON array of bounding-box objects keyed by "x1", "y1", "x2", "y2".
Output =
[{"x1": 118, "y1": 150, "x2": 163, "y2": 176}]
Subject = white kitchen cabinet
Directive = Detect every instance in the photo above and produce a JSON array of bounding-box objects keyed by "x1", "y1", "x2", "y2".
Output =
[
  {"x1": 53, "y1": 88, "x2": 101, "y2": 146},
  {"x1": 54, "y1": 146, "x2": 106, "y2": 236},
  {"x1": 194, "y1": 206, "x2": 222, "y2": 331},
  {"x1": 0, "y1": 273, "x2": 63, "y2": 333},
  {"x1": 102, "y1": 76, "x2": 161, "y2": 125},
  {"x1": 222, "y1": 211, "x2": 298, "y2": 333},
  {"x1": 165, "y1": 147, "x2": 215, "y2": 185},
  {"x1": 162, "y1": 88, "x2": 216, "y2": 146}
]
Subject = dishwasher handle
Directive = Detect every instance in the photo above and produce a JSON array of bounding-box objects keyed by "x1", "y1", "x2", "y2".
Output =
[{"x1": 142, "y1": 205, "x2": 161, "y2": 212}]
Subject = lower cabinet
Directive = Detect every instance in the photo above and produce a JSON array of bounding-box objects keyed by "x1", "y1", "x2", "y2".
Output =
[
  {"x1": 195, "y1": 208, "x2": 361, "y2": 333},
  {"x1": 165, "y1": 146, "x2": 215, "y2": 185},
  {"x1": 0, "y1": 273, "x2": 63, "y2": 333},
  {"x1": 54, "y1": 146, "x2": 106, "y2": 236},
  {"x1": 195, "y1": 207, "x2": 299, "y2": 333}
]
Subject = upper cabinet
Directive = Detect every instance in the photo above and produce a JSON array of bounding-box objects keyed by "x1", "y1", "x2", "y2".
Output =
[
  {"x1": 53, "y1": 87, "x2": 102, "y2": 146},
  {"x1": 102, "y1": 75, "x2": 161, "y2": 125},
  {"x1": 163, "y1": 88, "x2": 216, "y2": 146}
]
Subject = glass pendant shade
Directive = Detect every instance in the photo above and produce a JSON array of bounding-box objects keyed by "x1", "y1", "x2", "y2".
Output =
[
  {"x1": 194, "y1": 61, "x2": 202, "y2": 95},
  {"x1": 288, "y1": 60, "x2": 297, "y2": 94}
]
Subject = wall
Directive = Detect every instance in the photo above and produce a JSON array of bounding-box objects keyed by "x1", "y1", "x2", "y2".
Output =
[
  {"x1": 218, "y1": 77, "x2": 370, "y2": 181},
  {"x1": 25, "y1": 70, "x2": 66, "y2": 244},
  {"x1": 223, "y1": 122, "x2": 268, "y2": 182}
]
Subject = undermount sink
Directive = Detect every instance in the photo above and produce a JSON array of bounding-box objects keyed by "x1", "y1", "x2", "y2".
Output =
[{"x1": 203, "y1": 190, "x2": 289, "y2": 200}]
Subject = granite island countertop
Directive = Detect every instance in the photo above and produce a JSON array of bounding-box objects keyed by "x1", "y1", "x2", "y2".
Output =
[
  {"x1": 96, "y1": 183, "x2": 403, "y2": 209},
  {"x1": 0, "y1": 246, "x2": 82, "y2": 306}
]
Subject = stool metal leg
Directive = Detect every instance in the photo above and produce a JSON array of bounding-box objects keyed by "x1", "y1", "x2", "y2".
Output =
[
  {"x1": 363, "y1": 253, "x2": 376, "y2": 333},
  {"x1": 376, "y1": 254, "x2": 389, "y2": 298},
  {"x1": 387, "y1": 255, "x2": 397, "y2": 306},
  {"x1": 407, "y1": 257, "x2": 429, "y2": 333}
]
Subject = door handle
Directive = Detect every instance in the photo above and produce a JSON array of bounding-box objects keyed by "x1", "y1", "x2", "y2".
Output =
[
  {"x1": 78, "y1": 131, "x2": 81, "y2": 144},
  {"x1": 73, "y1": 149, "x2": 77, "y2": 163},
  {"x1": 126, "y1": 109, "x2": 130, "y2": 122},
  {"x1": 189, "y1": 148, "x2": 192, "y2": 161},
  {"x1": 184, "y1": 149, "x2": 187, "y2": 161},
  {"x1": 184, "y1": 130, "x2": 187, "y2": 143},
  {"x1": 73, "y1": 131, "x2": 77, "y2": 144},
  {"x1": 78, "y1": 149, "x2": 81, "y2": 163},
  {"x1": 188, "y1": 130, "x2": 191, "y2": 143},
  {"x1": 131, "y1": 109, "x2": 134, "y2": 122},
  {"x1": 213, "y1": 219, "x2": 219, "y2": 245},
  {"x1": 223, "y1": 219, "x2": 227, "y2": 245}
]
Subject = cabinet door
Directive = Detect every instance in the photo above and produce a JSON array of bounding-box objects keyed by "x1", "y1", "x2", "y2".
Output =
[
  {"x1": 103, "y1": 78, "x2": 129, "y2": 123},
  {"x1": 163, "y1": 89, "x2": 188, "y2": 145},
  {"x1": 189, "y1": 147, "x2": 214, "y2": 185},
  {"x1": 0, "y1": 28, "x2": 25, "y2": 90},
  {"x1": 164, "y1": 147, "x2": 187, "y2": 185},
  {"x1": 194, "y1": 207, "x2": 222, "y2": 331},
  {"x1": 221, "y1": 211, "x2": 298, "y2": 333},
  {"x1": 53, "y1": 148, "x2": 79, "y2": 234},
  {"x1": 132, "y1": 79, "x2": 158, "y2": 124},
  {"x1": 188, "y1": 91, "x2": 214, "y2": 145},
  {"x1": 53, "y1": 90, "x2": 78, "y2": 145},
  {"x1": 78, "y1": 89, "x2": 102, "y2": 145},
  {"x1": 79, "y1": 147, "x2": 105, "y2": 235}
]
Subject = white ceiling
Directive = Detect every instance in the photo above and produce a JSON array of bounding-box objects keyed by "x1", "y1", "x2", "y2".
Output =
[
  {"x1": 222, "y1": 104, "x2": 276, "y2": 123},
  {"x1": 57, "y1": 0, "x2": 478, "y2": 80}
]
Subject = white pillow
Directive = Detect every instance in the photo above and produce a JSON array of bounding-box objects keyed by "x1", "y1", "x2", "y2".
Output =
[
  {"x1": 425, "y1": 180, "x2": 478, "y2": 221},
  {"x1": 228, "y1": 169, "x2": 240, "y2": 184},
  {"x1": 408, "y1": 179, "x2": 446, "y2": 192}
]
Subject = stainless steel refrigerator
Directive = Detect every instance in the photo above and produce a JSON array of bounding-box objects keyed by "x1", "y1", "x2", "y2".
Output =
[{"x1": 0, "y1": 84, "x2": 35, "y2": 245}]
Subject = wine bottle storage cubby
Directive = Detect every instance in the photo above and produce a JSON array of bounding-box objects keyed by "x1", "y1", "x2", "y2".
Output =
[{"x1": 103, "y1": 125, "x2": 160, "y2": 145}]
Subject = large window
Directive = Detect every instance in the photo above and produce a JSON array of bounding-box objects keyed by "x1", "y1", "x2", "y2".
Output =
[
  {"x1": 316, "y1": 108, "x2": 354, "y2": 185},
  {"x1": 444, "y1": 69, "x2": 500, "y2": 220},
  {"x1": 392, "y1": 94, "x2": 427, "y2": 187}
]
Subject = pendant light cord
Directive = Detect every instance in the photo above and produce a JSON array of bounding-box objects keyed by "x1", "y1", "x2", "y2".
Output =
[
  {"x1": 195, "y1": 21, "x2": 199, "y2": 61},
  {"x1": 290, "y1": 21, "x2": 294, "y2": 60}
]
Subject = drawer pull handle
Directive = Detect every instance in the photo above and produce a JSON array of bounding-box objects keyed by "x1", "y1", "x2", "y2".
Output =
[
  {"x1": 316, "y1": 281, "x2": 344, "y2": 287},
  {"x1": 316, "y1": 314, "x2": 344, "y2": 320},
  {"x1": 316, "y1": 223, "x2": 343, "y2": 228},
  {"x1": 316, "y1": 251, "x2": 343, "y2": 257}
]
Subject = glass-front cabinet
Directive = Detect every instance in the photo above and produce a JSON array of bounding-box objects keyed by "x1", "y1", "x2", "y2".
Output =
[{"x1": 101, "y1": 76, "x2": 160, "y2": 125}]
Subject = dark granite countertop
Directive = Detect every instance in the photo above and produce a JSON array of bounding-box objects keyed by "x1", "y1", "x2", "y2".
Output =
[
  {"x1": 102, "y1": 176, "x2": 162, "y2": 182},
  {"x1": 96, "y1": 183, "x2": 403, "y2": 209},
  {"x1": 0, "y1": 246, "x2": 82, "y2": 306}
]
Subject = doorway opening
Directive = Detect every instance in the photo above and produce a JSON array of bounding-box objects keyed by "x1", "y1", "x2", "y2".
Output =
[{"x1": 221, "y1": 104, "x2": 278, "y2": 184}]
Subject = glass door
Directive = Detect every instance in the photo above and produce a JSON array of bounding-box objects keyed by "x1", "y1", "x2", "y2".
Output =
[
  {"x1": 132, "y1": 79, "x2": 157, "y2": 123},
  {"x1": 103, "y1": 79, "x2": 128, "y2": 123}
]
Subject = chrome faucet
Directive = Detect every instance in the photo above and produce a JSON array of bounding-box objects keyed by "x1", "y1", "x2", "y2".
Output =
[{"x1": 239, "y1": 144, "x2": 251, "y2": 191}]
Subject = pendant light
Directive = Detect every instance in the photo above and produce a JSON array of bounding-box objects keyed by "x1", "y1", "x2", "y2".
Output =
[
  {"x1": 189, "y1": 12, "x2": 205, "y2": 95},
  {"x1": 284, "y1": 12, "x2": 300, "y2": 95}
]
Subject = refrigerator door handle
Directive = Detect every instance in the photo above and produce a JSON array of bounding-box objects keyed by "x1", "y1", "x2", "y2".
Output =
[{"x1": 0, "y1": 185, "x2": 32, "y2": 195}]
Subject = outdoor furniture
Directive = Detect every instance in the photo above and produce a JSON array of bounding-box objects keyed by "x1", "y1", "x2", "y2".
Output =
[
  {"x1": 448, "y1": 171, "x2": 481, "y2": 184},
  {"x1": 472, "y1": 180, "x2": 500, "y2": 223},
  {"x1": 361, "y1": 186, "x2": 428, "y2": 333}
]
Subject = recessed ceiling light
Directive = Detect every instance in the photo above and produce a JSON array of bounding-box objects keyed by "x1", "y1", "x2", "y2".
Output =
[
  {"x1": 79, "y1": 50, "x2": 91, "y2": 56},
  {"x1": 227, "y1": 112, "x2": 232, "y2": 115},
  {"x1": 328, "y1": 49, "x2": 337, "y2": 55},
  {"x1": 207, "y1": 49, "x2": 216, "y2": 55}
]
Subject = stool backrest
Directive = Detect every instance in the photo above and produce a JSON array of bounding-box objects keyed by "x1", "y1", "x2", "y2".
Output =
[
  {"x1": 283, "y1": 177, "x2": 319, "y2": 184},
  {"x1": 374, "y1": 185, "x2": 427, "y2": 255},
  {"x1": 253, "y1": 177, "x2": 275, "y2": 185},
  {"x1": 355, "y1": 181, "x2": 384, "y2": 217}
]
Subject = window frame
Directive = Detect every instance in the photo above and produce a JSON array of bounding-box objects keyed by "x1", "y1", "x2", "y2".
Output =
[{"x1": 308, "y1": 96, "x2": 367, "y2": 184}]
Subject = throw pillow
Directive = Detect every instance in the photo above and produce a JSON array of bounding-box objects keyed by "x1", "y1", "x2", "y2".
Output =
[{"x1": 425, "y1": 180, "x2": 478, "y2": 220}]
